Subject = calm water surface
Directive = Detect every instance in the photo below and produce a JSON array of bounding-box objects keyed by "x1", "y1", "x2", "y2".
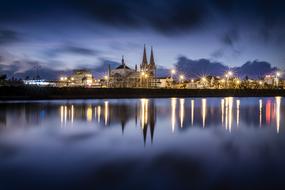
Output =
[{"x1": 0, "y1": 97, "x2": 285, "y2": 190}]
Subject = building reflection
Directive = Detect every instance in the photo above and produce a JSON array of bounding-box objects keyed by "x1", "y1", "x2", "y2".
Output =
[
  {"x1": 266, "y1": 100, "x2": 271, "y2": 125},
  {"x1": 202, "y1": 98, "x2": 207, "y2": 128},
  {"x1": 179, "y1": 98, "x2": 185, "y2": 128},
  {"x1": 104, "y1": 101, "x2": 109, "y2": 126},
  {"x1": 276, "y1": 97, "x2": 281, "y2": 133},
  {"x1": 236, "y1": 99, "x2": 240, "y2": 127},
  {"x1": 223, "y1": 97, "x2": 233, "y2": 132},
  {"x1": 0, "y1": 97, "x2": 284, "y2": 144},
  {"x1": 140, "y1": 99, "x2": 156, "y2": 145},
  {"x1": 191, "y1": 99, "x2": 195, "y2": 126},
  {"x1": 221, "y1": 99, "x2": 225, "y2": 126},
  {"x1": 259, "y1": 99, "x2": 262, "y2": 127},
  {"x1": 171, "y1": 98, "x2": 177, "y2": 132},
  {"x1": 86, "y1": 105, "x2": 92, "y2": 122}
]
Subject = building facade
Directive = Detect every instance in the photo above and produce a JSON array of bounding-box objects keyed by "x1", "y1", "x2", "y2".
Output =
[{"x1": 108, "y1": 45, "x2": 157, "y2": 88}]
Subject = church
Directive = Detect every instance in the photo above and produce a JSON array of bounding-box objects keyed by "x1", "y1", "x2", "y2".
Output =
[{"x1": 107, "y1": 45, "x2": 157, "y2": 88}]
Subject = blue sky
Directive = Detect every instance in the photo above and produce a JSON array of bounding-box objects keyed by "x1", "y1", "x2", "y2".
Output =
[{"x1": 0, "y1": 0, "x2": 285, "y2": 74}]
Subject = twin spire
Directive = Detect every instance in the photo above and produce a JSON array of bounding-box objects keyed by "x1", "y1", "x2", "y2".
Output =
[
  {"x1": 120, "y1": 45, "x2": 156, "y2": 71},
  {"x1": 141, "y1": 44, "x2": 155, "y2": 70}
]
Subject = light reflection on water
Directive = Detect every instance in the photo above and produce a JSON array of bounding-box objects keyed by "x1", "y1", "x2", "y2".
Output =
[
  {"x1": 0, "y1": 97, "x2": 285, "y2": 189},
  {"x1": 0, "y1": 97, "x2": 284, "y2": 140}
]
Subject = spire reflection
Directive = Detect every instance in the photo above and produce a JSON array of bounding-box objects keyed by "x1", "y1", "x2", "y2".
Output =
[{"x1": 140, "y1": 99, "x2": 149, "y2": 128}]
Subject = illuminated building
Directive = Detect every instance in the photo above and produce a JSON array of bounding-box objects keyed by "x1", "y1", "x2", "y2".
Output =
[
  {"x1": 108, "y1": 45, "x2": 157, "y2": 88},
  {"x1": 69, "y1": 69, "x2": 93, "y2": 87}
]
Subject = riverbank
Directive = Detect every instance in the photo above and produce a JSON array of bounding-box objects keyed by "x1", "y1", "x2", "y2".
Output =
[{"x1": 0, "y1": 86, "x2": 284, "y2": 100}]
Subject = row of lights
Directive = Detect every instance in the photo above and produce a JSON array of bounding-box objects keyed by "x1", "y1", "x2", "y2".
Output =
[
  {"x1": 59, "y1": 71, "x2": 282, "y2": 85},
  {"x1": 171, "y1": 69, "x2": 185, "y2": 82}
]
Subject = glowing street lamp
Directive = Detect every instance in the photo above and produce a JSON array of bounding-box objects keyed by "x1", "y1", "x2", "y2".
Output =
[
  {"x1": 60, "y1": 76, "x2": 67, "y2": 81},
  {"x1": 179, "y1": 75, "x2": 184, "y2": 83},
  {"x1": 228, "y1": 71, "x2": 233, "y2": 77},
  {"x1": 170, "y1": 69, "x2": 176, "y2": 79}
]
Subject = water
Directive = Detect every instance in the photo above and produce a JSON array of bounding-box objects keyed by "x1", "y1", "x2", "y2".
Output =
[{"x1": 0, "y1": 97, "x2": 284, "y2": 190}]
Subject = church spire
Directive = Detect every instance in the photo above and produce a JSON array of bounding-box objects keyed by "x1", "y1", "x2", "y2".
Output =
[
  {"x1": 121, "y1": 55, "x2": 125, "y2": 66},
  {"x1": 141, "y1": 44, "x2": 148, "y2": 70},
  {"x1": 149, "y1": 46, "x2": 155, "y2": 68}
]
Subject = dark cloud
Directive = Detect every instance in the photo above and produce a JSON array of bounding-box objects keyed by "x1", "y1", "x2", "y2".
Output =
[
  {"x1": 234, "y1": 60, "x2": 278, "y2": 79},
  {"x1": 175, "y1": 56, "x2": 281, "y2": 79},
  {"x1": 222, "y1": 29, "x2": 239, "y2": 47},
  {"x1": 175, "y1": 56, "x2": 229, "y2": 78},
  {"x1": 0, "y1": 29, "x2": 19, "y2": 45},
  {"x1": 1, "y1": 0, "x2": 285, "y2": 31},
  {"x1": 211, "y1": 49, "x2": 224, "y2": 59},
  {"x1": 45, "y1": 45, "x2": 99, "y2": 58}
]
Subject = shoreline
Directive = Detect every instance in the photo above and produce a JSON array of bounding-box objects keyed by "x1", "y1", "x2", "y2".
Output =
[{"x1": 0, "y1": 86, "x2": 285, "y2": 100}]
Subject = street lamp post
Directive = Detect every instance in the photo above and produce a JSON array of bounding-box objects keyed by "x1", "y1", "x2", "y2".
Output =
[
  {"x1": 104, "y1": 75, "x2": 109, "y2": 87},
  {"x1": 179, "y1": 75, "x2": 184, "y2": 83},
  {"x1": 276, "y1": 72, "x2": 281, "y2": 88},
  {"x1": 225, "y1": 71, "x2": 233, "y2": 88}
]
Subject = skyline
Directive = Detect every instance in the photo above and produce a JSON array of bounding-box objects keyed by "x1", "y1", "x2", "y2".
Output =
[{"x1": 0, "y1": 0, "x2": 285, "y2": 76}]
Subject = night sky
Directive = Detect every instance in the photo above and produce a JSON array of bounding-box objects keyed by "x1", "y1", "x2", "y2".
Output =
[{"x1": 0, "y1": 0, "x2": 285, "y2": 77}]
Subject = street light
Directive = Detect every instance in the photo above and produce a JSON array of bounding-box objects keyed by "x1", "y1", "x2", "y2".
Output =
[
  {"x1": 201, "y1": 77, "x2": 207, "y2": 83},
  {"x1": 179, "y1": 75, "x2": 184, "y2": 83},
  {"x1": 228, "y1": 71, "x2": 233, "y2": 77},
  {"x1": 60, "y1": 76, "x2": 67, "y2": 81},
  {"x1": 171, "y1": 69, "x2": 176, "y2": 79},
  {"x1": 236, "y1": 80, "x2": 240, "y2": 85}
]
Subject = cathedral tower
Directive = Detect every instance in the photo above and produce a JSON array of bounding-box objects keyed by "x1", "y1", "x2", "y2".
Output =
[{"x1": 140, "y1": 44, "x2": 148, "y2": 71}]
